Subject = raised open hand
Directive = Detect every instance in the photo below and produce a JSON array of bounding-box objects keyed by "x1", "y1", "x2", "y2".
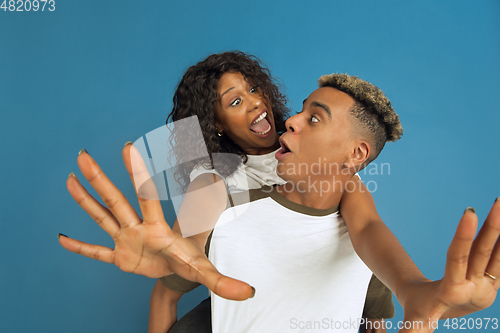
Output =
[
  {"x1": 58, "y1": 143, "x2": 254, "y2": 301},
  {"x1": 438, "y1": 203, "x2": 499, "y2": 316},
  {"x1": 400, "y1": 201, "x2": 500, "y2": 332}
]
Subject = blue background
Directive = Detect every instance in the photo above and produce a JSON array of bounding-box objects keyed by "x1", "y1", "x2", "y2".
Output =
[{"x1": 1, "y1": 0, "x2": 499, "y2": 332}]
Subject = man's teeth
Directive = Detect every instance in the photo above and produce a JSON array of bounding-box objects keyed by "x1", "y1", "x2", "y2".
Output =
[{"x1": 252, "y1": 112, "x2": 267, "y2": 124}]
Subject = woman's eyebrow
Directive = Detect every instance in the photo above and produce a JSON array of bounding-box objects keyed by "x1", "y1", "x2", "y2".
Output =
[{"x1": 220, "y1": 87, "x2": 234, "y2": 99}]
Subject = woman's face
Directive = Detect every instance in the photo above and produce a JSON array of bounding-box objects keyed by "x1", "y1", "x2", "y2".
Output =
[{"x1": 214, "y1": 71, "x2": 280, "y2": 155}]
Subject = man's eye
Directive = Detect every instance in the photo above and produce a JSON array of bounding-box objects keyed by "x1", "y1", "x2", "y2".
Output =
[
  {"x1": 311, "y1": 115, "x2": 319, "y2": 123},
  {"x1": 230, "y1": 98, "x2": 241, "y2": 106}
]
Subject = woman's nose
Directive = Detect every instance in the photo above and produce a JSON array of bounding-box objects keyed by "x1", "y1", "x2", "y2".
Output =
[{"x1": 247, "y1": 93, "x2": 262, "y2": 110}]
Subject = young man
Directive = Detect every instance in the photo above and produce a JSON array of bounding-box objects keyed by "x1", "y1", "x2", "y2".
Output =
[
  {"x1": 59, "y1": 74, "x2": 500, "y2": 332},
  {"x1": 160, "y1": 73, "x2": 403, "y2": 332}
]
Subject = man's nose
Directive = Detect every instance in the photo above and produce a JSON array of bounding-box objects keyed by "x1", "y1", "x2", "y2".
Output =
[{"x1": 285, "y1": 114, "x2": 301, "y2": 133}]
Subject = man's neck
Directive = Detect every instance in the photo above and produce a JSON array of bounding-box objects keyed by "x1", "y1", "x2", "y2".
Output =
[{"x1": 275, "y1": 175, "x2": 351, "y2": 210}]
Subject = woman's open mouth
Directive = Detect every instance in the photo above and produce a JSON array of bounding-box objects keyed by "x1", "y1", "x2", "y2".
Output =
[{"x1": 249, "y1": 111, "x2": 272, "y2": 136}]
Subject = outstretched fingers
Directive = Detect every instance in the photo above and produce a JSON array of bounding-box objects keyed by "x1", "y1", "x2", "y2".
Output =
[
  {"x1": 58, "y1": 234, "x2": 114, "y2": 264},
  {"x1": 66, "y1": 173, "x2": 120, "y2": 238},
  {"x1": 486, "y1": 242, "x2": 500, "y2": 290},
  {"x1": 481, "y1": 199, "x2": 500, "y2": 286},
  {"x1": 122, "y1": 143, "x2": 166, "y2": 226},
  {"x1": 77, "y1": 150, "x2": 141, "y2": 229},
  {"x1": 444, "y1": 208, "x2": 478, "y2": 285}
]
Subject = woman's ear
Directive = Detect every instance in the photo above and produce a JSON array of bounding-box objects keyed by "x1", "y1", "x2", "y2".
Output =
[{"x1": 215, "y1": 121, "x2": 223, "y2": 132}]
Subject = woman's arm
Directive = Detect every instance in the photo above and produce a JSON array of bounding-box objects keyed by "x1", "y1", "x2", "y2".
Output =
[{"x1": 149, "y1": 280, "x2": 183, "y2": 333}]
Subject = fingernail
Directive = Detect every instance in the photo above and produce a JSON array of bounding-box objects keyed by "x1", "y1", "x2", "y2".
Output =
[
  {"x1": 124, "y1": 141, "x2": 133, "y2": 147},
  {"x1": 464, "y1": 207, "x2": 476, "y2": 214},
  {"x1": 78, "y1": 148, "x2": 88, "y2": 156},
  {"x1": 249, "y1": 286, "x2": 256, "y2": 298},
  {"x1": 58, "y1": 233, "x2": 68, "y2": 239},
  {"x1": 68, "y1": 172, "x2": 76, "y2": 178}
]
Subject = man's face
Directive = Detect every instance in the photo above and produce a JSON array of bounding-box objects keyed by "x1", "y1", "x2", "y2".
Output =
[{"x1": 276, "y1": 87, "x2": 356, "y2": 182}]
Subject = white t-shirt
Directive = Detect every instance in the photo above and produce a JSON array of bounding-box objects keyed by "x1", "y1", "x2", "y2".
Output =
[
  {"x1": 209, "y1": 186, "x2": 372, "y2": 333},
  {"x1": 160, "y1": 151, "x2": 390, "y2": 330}
]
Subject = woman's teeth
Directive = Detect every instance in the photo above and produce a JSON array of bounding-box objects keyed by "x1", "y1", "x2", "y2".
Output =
[
  {"x1": 251, "y1": 112, "x2": 272, "y2": 135},
  {"x1": 253, "y1": 112, "x2": 267, "y2": 124},
  {"x1": 255, "y1": 126, "x2": 271, "y2": 135}
]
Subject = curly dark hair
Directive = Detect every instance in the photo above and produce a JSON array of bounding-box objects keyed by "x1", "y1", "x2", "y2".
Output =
[
  {"x1": 166, "y1": 51, "x2": 289, "y2": 193},
  {"x1": 318, "y1": 73, "x2": 403, "y2": 164}
]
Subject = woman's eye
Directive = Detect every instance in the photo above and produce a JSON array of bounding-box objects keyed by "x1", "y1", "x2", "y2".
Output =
[
  {"x1": 311, "y1": 115, "x2": 319, "y2": 123},
  {"x1": 230, "y1": 98, "x2": 241, "y2": 106},
  {"x1": 250, "y1": 86, "x2": 258, "y2": 93}
]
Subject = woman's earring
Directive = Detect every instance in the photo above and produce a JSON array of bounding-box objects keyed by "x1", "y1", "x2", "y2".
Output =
[{"x1": 218, "y1": 131, "x2": 223, "y2": 137}]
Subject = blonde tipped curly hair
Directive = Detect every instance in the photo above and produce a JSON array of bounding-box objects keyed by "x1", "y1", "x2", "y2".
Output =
[{"x1": 318, "y1": 73, "x2": 403, "y2": 162}]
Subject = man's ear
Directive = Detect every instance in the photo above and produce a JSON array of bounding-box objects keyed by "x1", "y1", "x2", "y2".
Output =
[{"x1": 344, "y1": 141, "x2": 370, "y2": 170}]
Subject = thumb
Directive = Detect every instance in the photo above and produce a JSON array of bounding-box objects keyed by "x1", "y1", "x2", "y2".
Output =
[{"x1": 194, "y1": 262, "x2": 255, "y2": 301}]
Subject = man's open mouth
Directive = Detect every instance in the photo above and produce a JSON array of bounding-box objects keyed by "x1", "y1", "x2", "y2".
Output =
[
  {"x1": 275, "y1": 138, "x2": 292, "y2": 160},
  {"x1": 250, "y1": 111, "x2": 272, "y2": 135},
  {"x1": 279, "y1": 139, "x2": 291, "y2": 153}
]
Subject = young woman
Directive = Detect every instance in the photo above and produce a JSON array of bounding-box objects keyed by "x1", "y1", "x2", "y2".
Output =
[{"x1": 149, "y1": 51, "x2": 393, "y2": 333}]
